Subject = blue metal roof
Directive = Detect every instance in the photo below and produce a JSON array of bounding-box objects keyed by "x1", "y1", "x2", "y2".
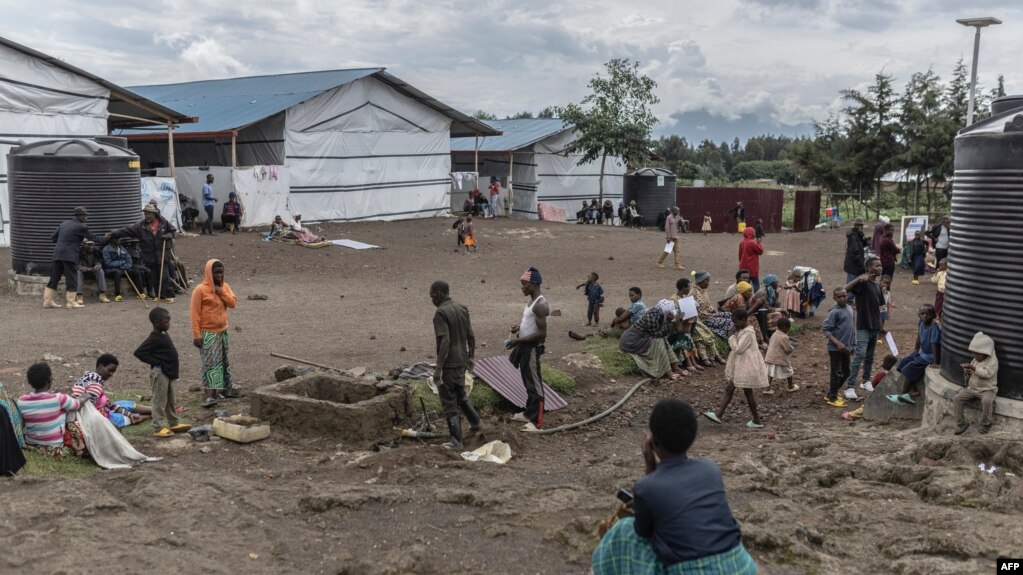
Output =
[
  {"x1": 118, "y1": 69, "x2": 381, "y2": 134},
  {"x1": 449, "y1": 118, "x2": 570, "y2": 152},
  {"x1": 116, "y1": 68, "x2": 499, "y2": 137}
]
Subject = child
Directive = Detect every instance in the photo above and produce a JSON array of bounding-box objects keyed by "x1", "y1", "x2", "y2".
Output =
[
  {"x1": 888, "y1": 304, "x2": 940, "y2": 405},
  {"x1": 71, "y1": 354, "x2": 152, "y2": 429},
  {"x1": 822, "y1": 287, "x2": 855, "y2": 407},
  {"x1": 591, "y1": 399, "x2": 757, "y2": 575},
  {"x1": 701, "y1": 212, "x2": 712, "y2": 235},
  {"x1": 462, "y1": 215, "x2": 477, "y2": 253},
  {"x1": 842, "y1": 355, "x2": 898, "y2": 420},
  {"x1": 782, "y1": 272, "x2": 801, "y2": 315},
  {"x1": 909, "y1": 230, "x2": 927, "y2": 284},
  {"x1": 134, "y1": 307, "x2": 187, "y2": 437},
  {"x1": 264, "y1": 215, "x2": 287, "y2": 240},
  {"x1": 879, "y1": 275, "x2": 893, "y2": 339},
  {"x1": 931, "y1": 258, "x2": 947, "y2": 319},
  {"x1": 576, "y1": 272, "x2": 605, "y2": 326},
  {"x1": 764, "y1": 317, "x2": 798, "y2": 394},
  {"x1": 451, "y1": 216, "x2": 465, "y2": 246},
  {"x1": 754, "y1": 218, "x2": 765, "y2": 241},
  {"x1": 703, "y1": 309, "x2": 767, "y2": 428},
  {"x1": 16, "y1": 362, "x2": 87, "y2": 457},
  {"x1": 953, "y1": 331, "x2": 998, "y2": 435}
]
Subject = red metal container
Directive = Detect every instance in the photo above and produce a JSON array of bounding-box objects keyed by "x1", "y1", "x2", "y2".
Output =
[
  {"x1": 675, "y1": 187, "x2": 783, "y2": 233},
  {"x1": 793, "y1": 189, "x2": 822, "y2": 232}
]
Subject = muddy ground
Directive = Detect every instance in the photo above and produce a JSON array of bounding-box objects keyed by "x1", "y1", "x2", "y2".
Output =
[{"x1": 1, "y1": 217, "x2": 1020, "y2": 575}]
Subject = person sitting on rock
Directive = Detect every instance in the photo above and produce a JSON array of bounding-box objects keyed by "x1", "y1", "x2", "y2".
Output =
[{"x1": 592, "y1": 398, "x2": 757, "y2": 574}]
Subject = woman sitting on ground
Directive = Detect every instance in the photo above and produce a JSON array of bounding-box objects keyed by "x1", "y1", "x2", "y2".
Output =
[
  {"x1": 750, "y1": 273, "x2": 787, "y2": 336},
  {"x1": 71, "y1": 354, "x2": 151, "y2": 428},
  {"x1": 606, "y1": 287, "x2": 646, "y2": 337},
  {"x1": 282, "y1": 214, "x2": 326, "y2": 244},
  {"x1": 692, "y1": 271, "x2": 735, "y2": 344},
  {"x1": 265, "y1": 215, "x2": 287, "y2": 240},
  {"x1": 619, "y1": 300, "x2": 689, "y2": 381},
  {"x1": 592, "y1": 398, "x2": 758, "y2": 575},
  {"x1": 722, "y1": 282, "x2": 765, "y2": 347}
]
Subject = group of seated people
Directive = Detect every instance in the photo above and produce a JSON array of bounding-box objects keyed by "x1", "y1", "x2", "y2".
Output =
[
  {"x1": 0, "y1": 354, "x2": 152, "y2": 474},
  {"x1": 575, "y1": 199, "x2": 646, "y2": 227},
  {"x1": 179, "y1": 192, "x2": 245, "y2": 234},
  {"x1": 462, "y1": 189, "x2": 492, "y2": 218},
  {"x1": 264, "y1": 214, "x2": 325, "y2": 244},
  {"x1": 75, "y1": 237, "x2": 177, "y2": 304}
]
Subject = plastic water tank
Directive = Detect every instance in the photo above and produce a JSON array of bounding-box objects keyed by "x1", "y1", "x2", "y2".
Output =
[
  {"x1": 623, "y1": 168, "x2": 678, "y2": 224},
  {"x1": 941, "y1": 98, "x2": 1023, "y2": 399},
  {"x1": 8, "y1": 139, "x2": 141, "y2": 275}
]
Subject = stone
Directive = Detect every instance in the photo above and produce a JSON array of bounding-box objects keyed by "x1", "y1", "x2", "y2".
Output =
[
  {"x1": 274, "y1": 364, "x2": 317, "y2": 382},
  {"x1": 347, "y1": 366, "x2": 367, "y2": 378},
  {"x1": 200, "y1": 445, "x2": 212, "y2": 454},
  {"x1": 563, "y1": 352, "x2": 602, "y2": 370},
  {"x1": 550, "y1": 309, "x2": 562, "y2": 317},
  {"x1": 79, "y1": 349, "x2": 105, "y2": 358},
  {"x1": 42, "y1": 353, "x2": 65, "y2": 362},
  {"x1": 246, "y1": 294, "x2": 269, "y2": 300}
]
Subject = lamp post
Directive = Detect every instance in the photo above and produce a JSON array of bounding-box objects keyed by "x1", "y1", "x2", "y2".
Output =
[{"x1": 956, "y1": 17, "x2": 1001, "y2": 126}]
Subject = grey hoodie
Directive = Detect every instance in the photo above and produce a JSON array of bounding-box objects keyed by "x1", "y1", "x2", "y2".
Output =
[
  {"x1": 822, "y1": 303, "x2": 855, "y2": 352},
  {"x1": 967, "y1": 332, "x2": 999, "y2": 392}
]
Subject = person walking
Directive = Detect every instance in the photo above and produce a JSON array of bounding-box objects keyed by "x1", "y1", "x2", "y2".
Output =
[
  {"x1": 45, "y1": 207, "x2": 102, "y2": 309},
  {"x1": 107, "y1": 204, "x2": 177, "y2": 302},
  {"x1": 656, "y1": 207, "x2": 685, "y2": 270},
  {"x1": 430, "y1": 280, "x2": 483, "y2": 449},
  {"x1": 201, "y1": 174, "x2": 217, "y2": 235},
  {"x1": 506, "y1": 267, "x2": 550, "y2": 431}
]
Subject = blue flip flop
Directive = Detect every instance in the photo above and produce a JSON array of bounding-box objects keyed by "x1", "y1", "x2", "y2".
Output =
[{"x1": 703, "y1": 411, "x2": 722, "y2": 424}]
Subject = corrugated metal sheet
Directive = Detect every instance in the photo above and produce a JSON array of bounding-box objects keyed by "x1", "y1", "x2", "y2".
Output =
[
  {"x1": 792, "y1": 189, "x2": 822, "y2": 232},
  {"x1": 472, "y1": 355, "x2": 567, "y2": 411},
  {"x1": 118, "y1": 69, "x2": 498, "y2": 137},
  {"x1": 450, "y1": 118, "x2": 570, "y2": 152},
  {"x1": 676, "y1": 187, "x2": 783, "y2": 234}
]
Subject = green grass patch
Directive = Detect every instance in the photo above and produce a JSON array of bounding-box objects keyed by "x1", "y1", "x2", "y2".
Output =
[
  {"x1": 541, "y1": 365, "x2": 576, "y2": 394},
  {"x1": 409, "y1": 377, "x2": 507, "y2": 415},
  {"x1": 21, "y1": 449, "x2": 98, "y2": 478},
  {"x1": 583, "y1": 337, "x2": 640, "y2": 377}
]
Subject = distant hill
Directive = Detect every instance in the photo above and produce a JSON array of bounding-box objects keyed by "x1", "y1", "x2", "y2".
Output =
[{"x1": 655, "y1": 109, "x2": 814, "y2": 144}]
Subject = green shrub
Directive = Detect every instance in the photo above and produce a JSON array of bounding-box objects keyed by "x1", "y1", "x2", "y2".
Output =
[
  {"x1": 584, "y1": 337, "x2": 640, "y2": 377},
  {"x1": 541, "y1": 365, "x2": 576, "y2": 393}
]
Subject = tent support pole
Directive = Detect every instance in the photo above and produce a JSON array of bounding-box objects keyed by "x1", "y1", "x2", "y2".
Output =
[
  {"x1": 474, "y1": 135, "x2": 479, "y2": 189},
  {"x1": 167, "y1": 122, "x2": 176, "y2": 177},
  {"x1": 231, "y1": 132, "x2": 237, "y2": 168},
  {"x1": 508, "y1": 151, "x2": 514, "y2": 217}
]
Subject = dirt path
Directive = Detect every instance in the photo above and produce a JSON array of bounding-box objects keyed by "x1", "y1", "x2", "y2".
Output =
[{"x1": 1, "y1": 218, "x2": 1019, "y2": 574}]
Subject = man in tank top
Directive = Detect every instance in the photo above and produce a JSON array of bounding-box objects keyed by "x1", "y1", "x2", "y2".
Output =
[{"x1": 506, "y1": 267, "x2": 550, "y2": 431}]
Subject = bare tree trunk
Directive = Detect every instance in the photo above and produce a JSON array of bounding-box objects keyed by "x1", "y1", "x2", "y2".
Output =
[
  {"x1": 598, "y1": 153, "x2": 607, "y2": 203},
  {"x1": 925, "y1": 179, "x2": 932, "y2": 213},
  {"x1": 914, "y1": 175, "x2": 920, "y2": 213},
  {"x1": 876, "y1": 182, "x2": 881, "y2": 220}
]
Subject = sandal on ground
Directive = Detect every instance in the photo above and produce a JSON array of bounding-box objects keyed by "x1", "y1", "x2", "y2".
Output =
[
  {"x1": 169, "y1": 423, "x2": 192, "y2": 433},
  {"x1": 201, "y1": 398, "x2": 219, "y2": 408},
  {"x1": 886, "y1": 394, "x2": 903, "y2": 405},
  {"x1": 762, "y1": 388, "x2": 775, "y2": 395},
  {"x1": 511, "y1": 412, "x2": 530, "y2": 423},
  {"x1": 824, "y1": 396, "x2": 847, "y2": 408},
  {"x1": 153, "y1": 428, "x2": 174, "y2": 438},
  {"x1": 787, "y1": 384, "x2": 800, "y2": 392},
  {"x1": 898, "y1": 393, "x2": 917, "y2": 405},
  {"x1": 746, "y1": 420, "x2": 764, "y2": 429},
  {"x1": 703, "y1": 412, "x2": 722, "y2": 424}
]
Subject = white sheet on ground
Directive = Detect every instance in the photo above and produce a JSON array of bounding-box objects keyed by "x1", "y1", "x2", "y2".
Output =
[
  {"x1": 76, "y1": 402, "x2": 161, "y2": 470},
  {"x1": 331, "y1": 239, "x2": 380, "y2": 250}
]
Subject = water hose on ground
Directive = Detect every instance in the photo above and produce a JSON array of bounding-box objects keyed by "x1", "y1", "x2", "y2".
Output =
[{"x1": 523, "y1": 378, "x2": 651, "y2": 435}]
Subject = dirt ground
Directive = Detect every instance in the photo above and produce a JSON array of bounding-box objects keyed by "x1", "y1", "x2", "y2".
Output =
[{"x1": 1, "y1": 217, "x2": 1020, "y2": 575}]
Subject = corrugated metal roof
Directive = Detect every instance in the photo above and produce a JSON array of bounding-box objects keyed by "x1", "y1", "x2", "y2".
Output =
[
  {"x1": 0, "y1": 35, "x2": 193, "y2": 129},
  {"x1": 118, "y1": 68, "x2": 499, "y2": 137},
  {"x1": 450, "y1": 118, "x2": 570, "y2": 152},
  {"x1": 472, "y1": 355, "x2": 566, "y2": 411}
]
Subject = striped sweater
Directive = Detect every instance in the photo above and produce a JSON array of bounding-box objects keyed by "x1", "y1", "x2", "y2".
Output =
[{"x1": 17, "y1": 392, "x2": 80, "y2": 447}]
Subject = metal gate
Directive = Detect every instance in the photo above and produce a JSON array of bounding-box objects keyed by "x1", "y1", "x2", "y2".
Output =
[{"x1": 792, "y1": 189, "x2": 821, "y2": 232}]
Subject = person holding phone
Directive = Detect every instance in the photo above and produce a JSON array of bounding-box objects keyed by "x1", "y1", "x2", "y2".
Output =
[{"x1": 843, "y1": 256, "x2": 885, "y2": 400}]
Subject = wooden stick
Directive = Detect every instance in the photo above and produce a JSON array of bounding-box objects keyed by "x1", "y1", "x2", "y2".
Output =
[
  {"x1": 269, "y1": 352, "x2": 341, "y2": 372},
  {"x1": 158, "y1": 239, "x2": 167, "y2": 300},
  {"x1": 123, "y1": 272, "x2": 149, "y2": 309}
]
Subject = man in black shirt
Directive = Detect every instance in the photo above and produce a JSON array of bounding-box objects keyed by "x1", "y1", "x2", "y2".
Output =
[
  {"x1": 843, "y1": 256, "x2": 884, "y2": 399},
  {"x1": 430, "y1": 280, "x2": 481, "y2": 449},
  {"x1": 843, "y1": 218, "x2": 867, "y2": 305}
]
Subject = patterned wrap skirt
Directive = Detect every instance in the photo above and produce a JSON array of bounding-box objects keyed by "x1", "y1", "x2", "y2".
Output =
[{"x1": 200, "y1": 331, "x2": 234, "y2": 391}]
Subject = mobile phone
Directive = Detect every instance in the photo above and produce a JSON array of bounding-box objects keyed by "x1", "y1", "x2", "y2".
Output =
[{"x1": 616, "y1": 488, "x2": 633, "y2": 504}]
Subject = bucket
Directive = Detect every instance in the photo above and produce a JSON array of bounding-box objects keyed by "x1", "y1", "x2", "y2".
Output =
[{"x1": 738, "y1": 222, "x2": 746, "y2": 233}]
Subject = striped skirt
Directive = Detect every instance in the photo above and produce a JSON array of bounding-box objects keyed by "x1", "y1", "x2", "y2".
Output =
[
  {"x1": 592, "y1": 518, "x2": 758, "y2": 575},
  {"x1": 200, "y1": 331, "x2": 234, "y2": 390}
]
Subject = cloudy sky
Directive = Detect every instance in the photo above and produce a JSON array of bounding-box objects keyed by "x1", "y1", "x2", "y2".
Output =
[{"x1": 3, "y1": 0, "x2": 1021, "y2": 142}]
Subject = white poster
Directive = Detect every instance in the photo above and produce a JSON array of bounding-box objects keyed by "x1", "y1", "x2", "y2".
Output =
[
  {"x1": 656, "y1": 175, "x2": 665, "y2": 187},
  {"x1": 900, "y1": 215, "x2": 929, "y2": 244}
]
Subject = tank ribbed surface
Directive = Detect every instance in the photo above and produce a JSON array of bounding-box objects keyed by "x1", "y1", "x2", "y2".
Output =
[
  {"x1": 623, "y1": 168, "x2": 677, "y2": 224},
  {"x1": 942, "y1": 105, "x2": 1023, "y2": 399},
  {"x1": 8, "y1": 139, "x2": 141, "y2": 275}
]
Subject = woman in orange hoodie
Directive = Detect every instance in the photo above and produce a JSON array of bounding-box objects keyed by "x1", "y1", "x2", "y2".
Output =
[{"x1": 190, "y1": 259, "x2": 238, "y2": 407}]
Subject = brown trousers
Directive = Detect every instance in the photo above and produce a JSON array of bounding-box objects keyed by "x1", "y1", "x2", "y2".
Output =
[
  {"x1": 657, "y1": 239, "x2": 681, "y2": 267},
  {"x1": 953, "y1": 387, "x2": 995, "y2": 425},
  {"x1": 150, "y1": 367, "x2": 180, "y2": 430}
]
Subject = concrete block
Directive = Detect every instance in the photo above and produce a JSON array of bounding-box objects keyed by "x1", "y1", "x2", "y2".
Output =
[
  {"x1": 923, "y1": 368, "x2": 1023, "y2": 434},
  {"x1": 863, "y1": 369, "x2": 923, "y2": 421}
]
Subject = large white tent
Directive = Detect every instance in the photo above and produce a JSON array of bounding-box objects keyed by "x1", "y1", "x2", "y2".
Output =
[
  {"x1": 0, "y1": 36, "x2": 189, "y2": 247},
  {"x1": 450, "y1": 118, "x2": 626, "y2": 220},
  {"x1": 121, "y1": 70, "x2": 498, "y2": 226}
]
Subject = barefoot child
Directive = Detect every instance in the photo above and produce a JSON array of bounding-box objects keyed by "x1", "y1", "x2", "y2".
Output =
[
  {"x1": 764, "y1": 317, "x2": 798, "y2": 394},
  {"x1": 953, "y1": 331, "x2": 998, "y2": 435},
  {"x1": 703, "y1": 309, "x2": 767, "y2": 428},
  {"x1": 134, "y1": 307, "x2": 188, "y2": 437},
  {"x1": 701, "y1": 212, "x2": 712, "y2": 235},
  {"x1": 72, "y1": 354, "x2": 152, "y2": 428},
  {"x1": 450, "y1": 216, "x2": 465, "y2": 247},
  {"x1": 576, "y1": 272, "x2": 604, "y2": 326},
  {"x1": 822, "y1": 287, "x2": 855, "y2": 408},
  {"x1": 888, "y1": 304, "x2": 940, "y2": 405}
]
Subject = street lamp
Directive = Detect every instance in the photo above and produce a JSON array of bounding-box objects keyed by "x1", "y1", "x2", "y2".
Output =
[{"x1": 956, "y1": 17, "x2": 1001, "y2": 126}]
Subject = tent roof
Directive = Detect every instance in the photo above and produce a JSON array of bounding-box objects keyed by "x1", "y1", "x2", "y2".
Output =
[
  {"x1": 449, "y1": 118, "x2": 570, "y2": 152},
  {"x1": 119, "y1": 69, "x2": 498, "y2": 137},
  {"x1": 0, "y1": 35, "x2": 194, "y2": 130}
]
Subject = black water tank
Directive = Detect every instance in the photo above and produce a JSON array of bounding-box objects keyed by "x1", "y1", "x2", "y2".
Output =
[
  {"x1": 941, "y1": 98, "x2": 1023, "y2": 399},
  {"x1": 991, "y1": 95, "x2": 1023, "y2": 116},
  {"x1": 8, "y1": 139, "x2": 141, "y2": 275},
  {"x1": 623, "y1": 168, "x2": 677, "y2": 224}
]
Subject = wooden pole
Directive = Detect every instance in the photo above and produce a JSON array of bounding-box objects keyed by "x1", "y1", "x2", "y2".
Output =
[
  {"x1": 473, "y1": 134, "x2": 479, "y2": 190},
  {"x1": 508, "y1": 151, "x2": 514, "y2": 217},
  {"x1": 231, "y1": 132, "x2": 237, "y2": 168},
  {"x1": 269, "y1": 351, "x2": 341, "y2": 372},
  {"x1": 167, "y1": 122, "x2": 176, "y2": 177}
]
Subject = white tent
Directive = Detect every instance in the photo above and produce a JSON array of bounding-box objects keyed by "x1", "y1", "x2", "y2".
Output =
[
  {"x1": 0, "y1": 36, "x2": 190, "y2": 247},
  {"x1": 450, "y1": 119, "x2": 626, "y2": 221},
  {"x1": 120, "y1": 69, "x2": 498, "y2": 225}
]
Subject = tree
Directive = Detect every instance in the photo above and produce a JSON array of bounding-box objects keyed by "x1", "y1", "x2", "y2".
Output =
[
  {"x1": 841, "y1": 72, "x2": 900, "y2": 218},
  {"x1": 537, "y1": 106, "x2": 557, "y2": 119},
  {"x1": 555, "y1": 58, "x2": 660, "y2": 201},
  {"x1": 789, "y1": 115, "x2": 852, "y2": 208},
  {"x1": 472, "y1": 110, "x2": 497, "y2": 120},
  {"x1": 507, "y1": 111, "x2": 534, "y2": 119}
]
